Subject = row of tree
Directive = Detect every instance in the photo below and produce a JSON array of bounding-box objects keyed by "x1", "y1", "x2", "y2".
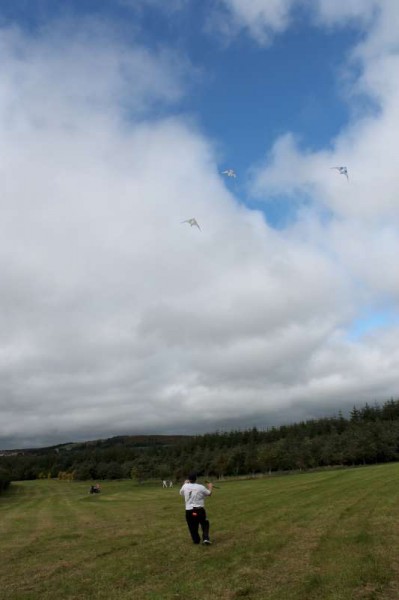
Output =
[{"x1": 2, "y1": 398, "x2": 399, "y2": 482}]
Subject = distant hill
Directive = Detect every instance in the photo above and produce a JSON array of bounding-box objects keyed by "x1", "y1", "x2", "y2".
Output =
[
  {"x1": 0, "y1": 434, "x2": 192, "y2": 455},
  {"x1": 3, "y1": 397, "x2": 399, "y2": 482}
]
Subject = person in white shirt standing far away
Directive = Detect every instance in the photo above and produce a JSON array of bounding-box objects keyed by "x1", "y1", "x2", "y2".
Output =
[{"x1": 180, "y1": 472, "x2": 213, "y2": 545}]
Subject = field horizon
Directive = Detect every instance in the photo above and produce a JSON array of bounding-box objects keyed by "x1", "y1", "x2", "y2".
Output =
[{"x1": 1, "y1": 463, "x2": 399, "y2": 599}]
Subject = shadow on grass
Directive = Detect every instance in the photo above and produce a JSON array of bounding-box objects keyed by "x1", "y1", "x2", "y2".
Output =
[{"x1": 0, "y1": 482, "x2": 31, "y2": 503}]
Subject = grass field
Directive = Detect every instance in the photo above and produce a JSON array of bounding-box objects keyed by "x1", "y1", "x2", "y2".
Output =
[{"x1": 1, "y1": 464, "x2": 399, "y2": 599}]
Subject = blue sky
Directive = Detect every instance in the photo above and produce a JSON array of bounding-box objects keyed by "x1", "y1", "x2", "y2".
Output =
[
  {"x1": 0, "y1": 0, "x2": 399, "y2": 448},
  {"x1": 348, "y1": 308, "x2": 399, "y2": 341},
  {"x1": 0, "y1": 0, "x2": 355, "y2": 177}
]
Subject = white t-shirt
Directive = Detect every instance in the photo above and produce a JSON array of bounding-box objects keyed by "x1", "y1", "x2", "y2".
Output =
[{"x1": 179, "y1": 482, "x2": 211, "y2": 509}]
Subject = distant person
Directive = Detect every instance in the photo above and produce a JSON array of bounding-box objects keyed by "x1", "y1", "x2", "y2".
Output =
[{"x1": 179, "y1": 472, "x2": 213, "y2": 545}]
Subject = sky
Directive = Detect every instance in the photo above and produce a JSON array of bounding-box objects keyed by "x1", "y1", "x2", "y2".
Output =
[{"x1": 1, "y1": 0, "x2": 399, "y2": 449}]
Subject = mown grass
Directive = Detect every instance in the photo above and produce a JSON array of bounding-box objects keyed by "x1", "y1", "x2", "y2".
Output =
[{"x1": 1, "y1": 463, "x2": 399, "y2": 599}]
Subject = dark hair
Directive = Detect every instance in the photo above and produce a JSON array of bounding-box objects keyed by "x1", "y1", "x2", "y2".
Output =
[{"x1": 188, "y1": 472, "x2": 197, "y2": 483}]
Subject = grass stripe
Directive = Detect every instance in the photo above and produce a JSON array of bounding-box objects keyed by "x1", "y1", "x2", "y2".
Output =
[{"x1": 1, "y1": 464, "x2": 399, "y2": 598}]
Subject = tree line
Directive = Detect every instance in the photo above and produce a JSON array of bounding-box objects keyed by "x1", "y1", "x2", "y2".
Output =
[
  {"x1": 2, "y1": 398, "x2": 399, "y2": 483},
  {"x1": 0, "y1": 467, "x2": 11, "y2": 493}
]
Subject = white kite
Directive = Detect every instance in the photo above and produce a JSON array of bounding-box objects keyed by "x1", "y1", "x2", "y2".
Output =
[
  {"x1": 222, "y1": 169, "x2": 237, "y2": 178},
  {"x1": 182, "y1": 218, "x2": 201, "y2": 231},
  {"x1": 331, "y1": 166, "x2": 349, "y2": 181}
]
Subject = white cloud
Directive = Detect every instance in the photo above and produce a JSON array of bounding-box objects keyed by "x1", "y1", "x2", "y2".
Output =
[
  {"x1": 216, "y1": 0, "x2": 380, "y2": 44},
  {"x1": 211, "y1": 0, "x2": 297, "y2": 45},
  {"x1": 249, "y1": 0, "x2": 399, "y2": 306},
  {"x1": 311, "y1": 0, "x2": 379, "y2": 28},
  {"x1": 211, "y1": 0, "x2": 399, "y2": 423},
  {"x1": 0, "y1": 21, "x2": 187, "y2": 129},
  {"x1": 119, "y1": 0, "x2": 188, "y2": 13},
  {"x1": 0, "y1": 20, "x2": 346, "y2": 446},
  {"x1": 1, "y1": 6, "x2": 399, "y2": 448}
]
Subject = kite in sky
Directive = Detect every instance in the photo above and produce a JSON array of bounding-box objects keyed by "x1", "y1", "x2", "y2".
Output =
[
  {"x1": 222, "y1": 169, "x2": 237, "y2": 178},
  {"x1": 331, "y1": 166, "x2": 349, "y2": 181},
  {"x1": 182, "y1": 218, "x2": 201, "y2": 230}
]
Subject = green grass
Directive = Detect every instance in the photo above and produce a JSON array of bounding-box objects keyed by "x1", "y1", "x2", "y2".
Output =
[{"x1": 1, "y1": 464, "x2": 399, "y2": 599}]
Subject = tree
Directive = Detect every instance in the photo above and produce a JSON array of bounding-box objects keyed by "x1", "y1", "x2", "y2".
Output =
[
  {"x1": 210, "y1": 452, "x2": 229, "y2": 479},
  {"x1": 0, "y1": 467, "x2": 11, "y2": 492},
  {"x1": 103, "y1": 462, "x2": 124, "y2": 480},
  {"x1": 73, "y1": 462, "x2": 96, "y2": 481},
  {"x1": 258, "y1": 444, "x2": 279, "y2": 474}
]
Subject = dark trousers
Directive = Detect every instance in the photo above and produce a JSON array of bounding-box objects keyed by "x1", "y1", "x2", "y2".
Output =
[{"x1": 185, "y1": 507, "x2": 210, "y2": 544}]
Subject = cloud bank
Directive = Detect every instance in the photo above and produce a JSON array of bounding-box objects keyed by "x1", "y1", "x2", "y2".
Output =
[{"x1": 1, "y1": 3, "x2": 399, "y2": 448}]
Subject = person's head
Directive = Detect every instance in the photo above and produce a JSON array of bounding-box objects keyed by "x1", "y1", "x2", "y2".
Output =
[{"x1": 188, "y1": 472, "x2": 197, "y2": 483}]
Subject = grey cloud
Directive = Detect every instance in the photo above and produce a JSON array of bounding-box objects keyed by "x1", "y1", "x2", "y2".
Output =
[{"x1": 2, "y1": 12, "x2": 399, "y2": 450}]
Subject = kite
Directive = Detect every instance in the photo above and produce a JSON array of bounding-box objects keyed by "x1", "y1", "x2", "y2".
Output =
[
  {"x1": 222, "y1": 169, "x2": 237, "y2": 178},
  {"x1": 331, "y1": 166, "x2": 349, "y2": 181},
  {"x1": 182, "y1": 218, "x2": 201, "y2": 231}
]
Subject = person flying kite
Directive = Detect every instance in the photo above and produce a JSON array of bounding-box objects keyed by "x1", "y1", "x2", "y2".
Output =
[{"x1": 180, "y1": 473, "x2": 213, "y2": 545}]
